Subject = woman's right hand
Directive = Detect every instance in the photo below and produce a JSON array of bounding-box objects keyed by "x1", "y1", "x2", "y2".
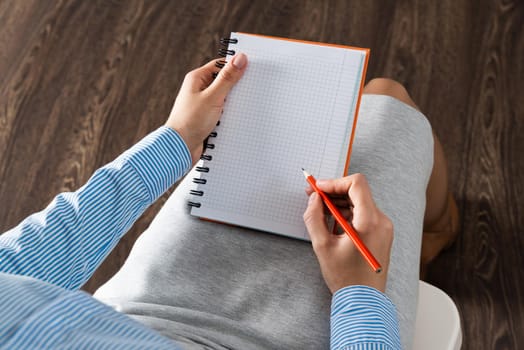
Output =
[{"x1": 303, "y1": 173, "x2": 394, "y2": 294}]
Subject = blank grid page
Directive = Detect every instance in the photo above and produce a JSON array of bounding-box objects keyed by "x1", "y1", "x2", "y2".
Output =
[{"x1": 191, "y1": 33, "x2": 367, "y2": 240}]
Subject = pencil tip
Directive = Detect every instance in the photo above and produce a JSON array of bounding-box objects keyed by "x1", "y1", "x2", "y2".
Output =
[
  {"x1": 302, "y1": 168, "x2": 310, "y2": 178},
  {"x1": 301, "y1": 167, "x2": 304, "y2": 171}
]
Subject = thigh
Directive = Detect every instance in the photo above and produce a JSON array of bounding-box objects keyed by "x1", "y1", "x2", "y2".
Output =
[
  {"x1": 95, "y1": 165, "x2": 332, "y2": 349},
  {"x1": 349, "y1": 93, "x2": 434, "y2": 349},
  {"x1": 95, "y1": 94, "x2": 433, "y2": 350}
]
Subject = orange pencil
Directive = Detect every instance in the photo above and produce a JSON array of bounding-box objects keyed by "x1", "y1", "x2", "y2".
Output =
[{"x1": 302, "y1": 169, "x2": 382, "y2": 273}]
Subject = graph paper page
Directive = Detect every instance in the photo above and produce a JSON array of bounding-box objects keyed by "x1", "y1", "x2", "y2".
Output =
[{"x1": 191, "y1": 32, "x2": 368, "y2": 240}]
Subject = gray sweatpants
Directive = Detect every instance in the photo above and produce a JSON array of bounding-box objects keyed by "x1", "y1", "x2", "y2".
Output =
[{"x1": 94, "y1": 94, "x2": 434, "y2": 350}]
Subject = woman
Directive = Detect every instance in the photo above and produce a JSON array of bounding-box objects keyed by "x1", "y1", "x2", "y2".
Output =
[{"x1": 0, "y1": 53, "x2": 458, "y2": 349}]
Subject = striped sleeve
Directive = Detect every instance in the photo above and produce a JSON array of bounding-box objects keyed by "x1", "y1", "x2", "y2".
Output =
[
  {"x1": 0, "y1": 126, "x2": 192, "y2": 290},
  {"x1": 0, "y1": 274, "x2": 180, "y2": 349},
  {"x1": 330, "y1": 285, "x2": 402, "y2": 350}
]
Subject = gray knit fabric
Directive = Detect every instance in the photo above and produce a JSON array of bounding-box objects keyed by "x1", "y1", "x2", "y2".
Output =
[{"x1": 94, "y1": 94, "x2": 434, "y2": 349}]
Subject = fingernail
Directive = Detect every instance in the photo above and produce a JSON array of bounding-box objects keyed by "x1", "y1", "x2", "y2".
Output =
[
  {"x1": 232, "y1": 53, "x2": 247, "y2": 69},
  {"x1": 309, "y1": 192, "x2": 317, "y2": 203},
  {"x1": 316, "y1": 180, "x2": 326, "y2": 187}
]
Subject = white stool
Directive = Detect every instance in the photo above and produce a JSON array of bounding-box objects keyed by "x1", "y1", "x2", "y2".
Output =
[{"x1": 413, "y1": 280, "x2": 462, "y2": 350}]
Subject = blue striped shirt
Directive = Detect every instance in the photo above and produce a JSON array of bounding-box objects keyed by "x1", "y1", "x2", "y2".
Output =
[{"x1": 0, "y1": 126, "x2": 401, "y2": 349}]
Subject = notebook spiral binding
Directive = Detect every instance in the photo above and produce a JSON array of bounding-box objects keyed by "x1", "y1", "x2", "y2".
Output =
[{"x1": 188, "y1": 36, "x2": 238, "y2": 209}]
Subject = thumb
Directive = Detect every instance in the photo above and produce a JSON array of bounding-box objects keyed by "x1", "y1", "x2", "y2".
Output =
[
  {"x1": 303, "y1": 192, "x2": 331, "y2": 246},
  {"x1": 207, "y1": 53, "x2": 247, "y2": 100}
]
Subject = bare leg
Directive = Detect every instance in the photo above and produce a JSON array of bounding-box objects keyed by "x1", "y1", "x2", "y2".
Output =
[{"x1": 363, "y1": 78, "x2": 459, "y2": 277}]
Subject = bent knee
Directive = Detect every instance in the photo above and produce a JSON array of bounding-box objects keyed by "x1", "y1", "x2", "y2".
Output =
[{"x1": 364, "y1": 78, "x2": 418, "y2": 110}]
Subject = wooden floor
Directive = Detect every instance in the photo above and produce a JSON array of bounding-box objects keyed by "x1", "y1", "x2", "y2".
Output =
[{"x1": 1, "y1": 1, "x2": 523, "y2": 348}]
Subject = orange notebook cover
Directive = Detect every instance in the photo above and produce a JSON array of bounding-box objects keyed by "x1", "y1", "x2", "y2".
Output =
[{"x1": 190, "y1": 32, "x2": 369, "y2": 241}]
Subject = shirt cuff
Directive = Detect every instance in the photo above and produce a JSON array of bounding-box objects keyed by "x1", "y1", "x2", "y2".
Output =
[
  {"x1": 119, "y1": 126, "x2": 192, "y2": 202},
  {"x1": 331, "y1": 285, "x2": 402, "y2": 350}
]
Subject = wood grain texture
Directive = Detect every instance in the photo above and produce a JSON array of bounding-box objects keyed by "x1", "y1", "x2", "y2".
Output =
[{"x1": 0, "y1": 1, "x2": 523, "y2": 349}]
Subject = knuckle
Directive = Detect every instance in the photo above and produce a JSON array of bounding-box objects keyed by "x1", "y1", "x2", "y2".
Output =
[
  {"x1": 219, "y1": 68, "x2": 235, "y2": 83},
  {"x1": 360, "y1": 210, "x2": 381, "y2": 232},
  {"x1": 382, "y1": 216, "x2": 394, "y2": 240},
  {"x1": 383, "y1": 215, "x2": 394, "y2": 232},
  {"x1": 184, "y1": 71, "x2": 197, "y2": 83},
  {"x1": 375, "y1": 213, "x2": 394, "y2": 242},
  {"x1": 352, "y1": 173, "x2": 367, "y2": 185},
  {"x1": 368, "y1": 213, "x2": 380, "y2": 231}
]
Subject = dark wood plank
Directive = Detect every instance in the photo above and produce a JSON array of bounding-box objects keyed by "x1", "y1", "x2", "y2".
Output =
[
  {"x1": 427, "y1": 1, "x2": 524, "y2": 348},
  {"x1": 0, "y1": 1, "x2": 523, "y2": 349}
]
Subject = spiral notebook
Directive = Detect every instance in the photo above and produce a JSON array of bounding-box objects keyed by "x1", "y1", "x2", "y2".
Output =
[{"x1": 189, "y1": 32, "x2": 369, "y2": 240}]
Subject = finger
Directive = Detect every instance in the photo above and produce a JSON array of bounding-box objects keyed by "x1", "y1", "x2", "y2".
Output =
[
  {"x1": 331, "y1": 197, "x2": 352, "y2": 208},
  {"x1": 305, "y1": 185, "x2": 314, "y2": 195},
  {"x1": 305, "y1": 187, "x2": 350, "y2": 205},
  {"x1": 346, "y1": 174, "x2": 376, "y2": 213},
  {"x1": 206, "y1": 53, "x2": 247, "y2": 100},
  {"x1": 306, "y1": 187, "x2": 351, "y2": 219},
  {"x1": 315, "y1": 176, "x2": 354, "y2": 195},
  {"x1": 303, "y1": 192, "x2": 332, "y2": 247},
  {"x1": 184, "y1": 59, "x2": 220, "y2": 93},
  {"x1": 316, "y1": 174, "x2": 373, "y2": 207},
  {"x1": 315, "y1": 173, "x2": 371, "y2": 194}
]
